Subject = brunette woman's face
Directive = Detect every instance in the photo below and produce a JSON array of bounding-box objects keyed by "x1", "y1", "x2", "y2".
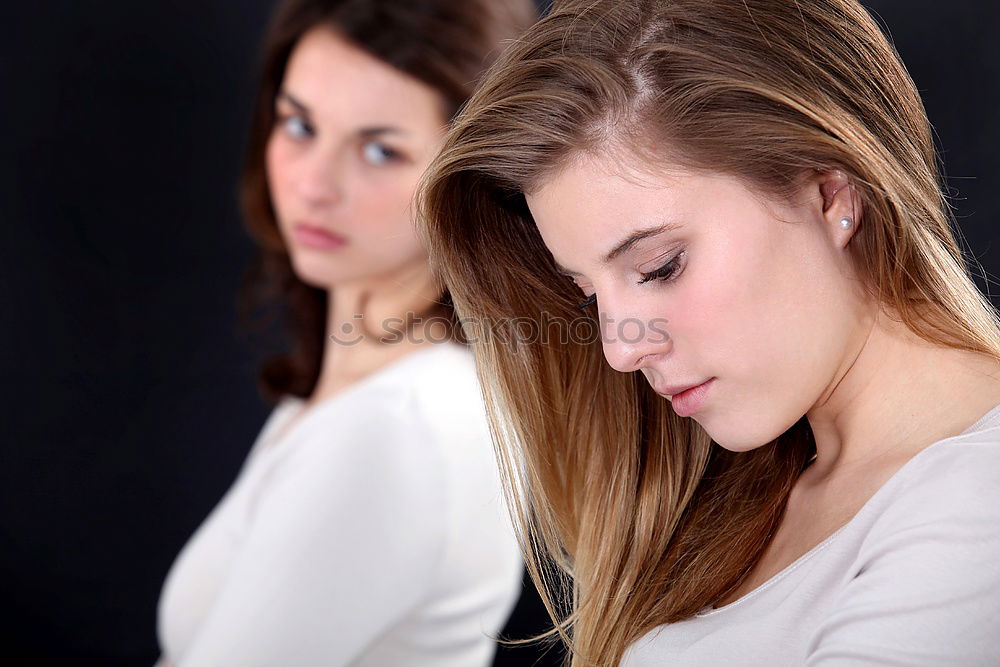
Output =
[
  {"x1": 526, "y1": 152, "x2": 866, "y2": 451},
  {"x1": 266, "y1": 27, "x2": 448, "y2": 290}
]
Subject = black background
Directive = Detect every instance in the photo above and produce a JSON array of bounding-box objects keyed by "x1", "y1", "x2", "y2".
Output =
[{"x1": 1, "y1": 1, "x2": 996, "y2": 665}]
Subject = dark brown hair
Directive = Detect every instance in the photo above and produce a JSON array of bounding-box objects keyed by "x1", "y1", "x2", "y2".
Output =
[{"x1": 238, "y1": 0, "x2": 537, "y2": 401}]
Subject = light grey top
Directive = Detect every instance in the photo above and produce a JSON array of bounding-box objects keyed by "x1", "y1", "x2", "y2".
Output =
[
  {"x1": 622, "y1": 402, "x2": 1000, "y2": 666},
  {"x1": 157, "y1": 343, "x2": 523, "y2": 667}
]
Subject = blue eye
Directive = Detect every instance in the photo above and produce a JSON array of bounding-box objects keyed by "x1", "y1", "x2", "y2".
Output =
[
  {"x1": 280, "y1": 115, "x2": 312, "y2": 140},
  {"x1": 361, "y1": 141, "x2": 400, "y2": 166}
]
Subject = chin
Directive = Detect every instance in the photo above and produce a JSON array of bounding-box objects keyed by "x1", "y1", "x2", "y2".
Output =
[
  {"x1": 707, "y1": 431, "x2": 768, "y2": 453},
  {"x1": 704, "y1": 406, "x2": 810, "y2": 453},
  {"x1": 288, "y1": 264, "x2": 335, "y2": 289},
  {"x1": 695, "y1": 414, "x2": 780, "y2": 453},
  {"x1": 287, "y1": 254, "x2": 352, "y2": 290}
]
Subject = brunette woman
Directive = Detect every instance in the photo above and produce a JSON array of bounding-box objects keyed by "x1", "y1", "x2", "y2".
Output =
[{"x1": 156, "y1": 1, "x2": 537, "y2": 665}]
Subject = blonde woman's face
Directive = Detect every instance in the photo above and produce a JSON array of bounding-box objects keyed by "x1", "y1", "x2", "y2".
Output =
[
  {"x1": 266, "y1": 26, "x2": 448, "y2": 290},
  {"x1": 526, "y1": 152, "x2": 865, "y2": 451}
]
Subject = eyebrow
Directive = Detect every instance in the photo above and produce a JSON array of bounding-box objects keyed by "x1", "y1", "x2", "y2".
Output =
[
  {"x1": 554, "y1": 221, "x2": 683, "y2": 277},
  {"x1": 359, "y1": 126, "x2": 407, "y2": 138},
  {"x1": 276, "y1": 90, "x2": 311, "y2": 116},
  {"x1": 276, "y1": 90, "x2": 409, "y2": 138}
]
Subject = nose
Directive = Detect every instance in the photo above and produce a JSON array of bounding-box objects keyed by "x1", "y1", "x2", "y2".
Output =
[
  {"x1": 599, "y1": 299, "x2": 672, "y2": 373},
  {"x1": 293, "y1": 146, "x2": 344, "y2": 207}
]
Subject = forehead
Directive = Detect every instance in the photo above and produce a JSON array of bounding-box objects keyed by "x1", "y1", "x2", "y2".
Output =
[
  {"x1": 526, "y1": 152, "x2": 691, "y2": 240},
  {"x1": 525, "y1": 149, "x2": 783, "y2": 272},
  {"x1": 282, "y1": 26, "x2": 446, "y2": 130}
]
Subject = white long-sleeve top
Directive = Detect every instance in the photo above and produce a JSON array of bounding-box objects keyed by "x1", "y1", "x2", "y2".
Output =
[
  {"x1": 156, "y1": 343, "x2": 523, "y2": 667},
  {"x1": 622, "y1": 401, "x2": 1000, "y2": 666}
]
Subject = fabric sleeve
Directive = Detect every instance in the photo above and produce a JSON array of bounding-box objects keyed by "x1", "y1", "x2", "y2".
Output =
[
  {"x1": 805, "y1": 443, "x2": 1000, "y2": 666},
  {"x1": 177, "y1": 388, "x2": 448, "y2": 667}
]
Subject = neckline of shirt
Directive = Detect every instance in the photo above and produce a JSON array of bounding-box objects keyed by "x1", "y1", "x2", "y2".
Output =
[
  {"x1": 259, "y1": 342, "x2": 463, "y2": 453},
  {"x1": 694, "y1": 398, "x2": 1000, "y2": 618},
  {"x1": 960, "y1": 400, "x2": 1000, "y2": 434}
]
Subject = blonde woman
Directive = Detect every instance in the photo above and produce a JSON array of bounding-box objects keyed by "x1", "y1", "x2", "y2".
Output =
[{"x1": 418, "y1": 0, "x2": 1000, "y2": 665}]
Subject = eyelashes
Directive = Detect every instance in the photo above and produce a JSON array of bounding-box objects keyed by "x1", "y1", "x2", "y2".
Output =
[
  {"x1": 573, "y1": 250, "x2": 685, "y2": 310},
  {"x1": 637, "y1": 251, "x2": 684, "y2": 285}
]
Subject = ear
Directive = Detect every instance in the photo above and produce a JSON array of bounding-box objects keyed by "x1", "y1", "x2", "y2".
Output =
[{"x1": 815, "y1": 169, "x2": 862, "y2": 248}]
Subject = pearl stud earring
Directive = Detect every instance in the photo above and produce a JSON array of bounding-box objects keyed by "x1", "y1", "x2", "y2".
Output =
[{"x1": 839, "y1": 217, "x2": 853, "y2": 230}]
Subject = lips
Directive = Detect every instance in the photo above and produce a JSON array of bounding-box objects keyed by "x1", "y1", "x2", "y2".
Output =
[
  {"x1": 657, "y1": 378, "x2": 715, "y2": 418},
  {"x1": 292, "y1": 222, "x2": 347, "y2": 250},
  {"x1": 656, "y1": 381, "x2": 708, "y2": 397}
]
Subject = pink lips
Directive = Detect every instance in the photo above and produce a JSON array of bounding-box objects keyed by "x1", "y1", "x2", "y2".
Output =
[
  {"x1": 660, "y1": 378, "x2": 715, "y2": 417},
  {"x1": 292, "y1": 223, "x2": 348, "y2": 250}
]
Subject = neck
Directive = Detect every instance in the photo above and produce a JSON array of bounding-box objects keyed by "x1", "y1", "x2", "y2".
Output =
[
  {"x1": 804, "y1": 305, "x2": 1000, "y2": 483},
  {"x1": 309, "y1": 259, "x2": 446, "y2": 405}
]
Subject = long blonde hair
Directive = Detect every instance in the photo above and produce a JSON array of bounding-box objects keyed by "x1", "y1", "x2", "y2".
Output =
[{"x1": 418, "y1": 0, "x2": 1000, "y2": 664}]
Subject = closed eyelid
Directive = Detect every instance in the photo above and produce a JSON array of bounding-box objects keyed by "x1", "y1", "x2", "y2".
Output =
[
  {"x1": 636, "y1": 245, "x2": 682, "y2": 271},
  {"x1": 637, "y1": 249, "x2": 685, "y2": 285}
]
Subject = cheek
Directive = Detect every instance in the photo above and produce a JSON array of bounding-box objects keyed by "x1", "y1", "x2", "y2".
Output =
[
  {"x1": 699, "y1": 225, "x2": 843, "y2": 395},
  {"x1": 348, "y1": 170, "x2": 428, "y2": 263},
  {"x1": 265, "y1": 137, "x2": 294, "y2": 217},
  {"x1": 668, "y1": 233, "x2": 762, "y2": 362},
  {"x1": 352, "y1": 171, "x2": 420, "y2": 233},
  {"x1": 677, "y1": 255, "x2": 807, "y2": 448},
  {"x1": 669, "y1": 225, "x2": 818, "y2": 389}
]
